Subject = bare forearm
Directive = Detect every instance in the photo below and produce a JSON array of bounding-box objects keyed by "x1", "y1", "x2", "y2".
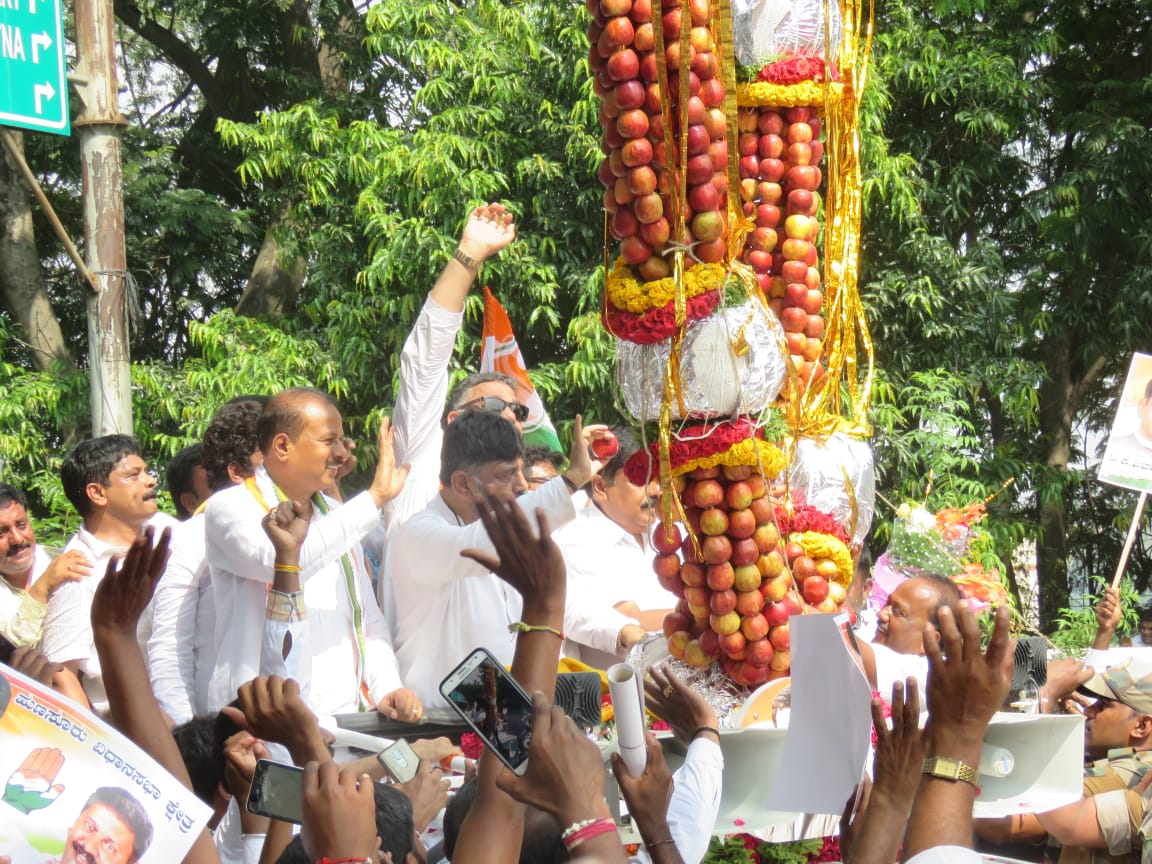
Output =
[
  {"x1": 845, "y1": 793, "x2": 914, "y2": 864},
  {"x1": 901, "y1": 738, "x2": 982, "y2": 860}
]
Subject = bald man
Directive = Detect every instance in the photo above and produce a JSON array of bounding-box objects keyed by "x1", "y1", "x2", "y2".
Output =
[{"x1": 203, "y1": 387, "x2": 419, "y2": 723}]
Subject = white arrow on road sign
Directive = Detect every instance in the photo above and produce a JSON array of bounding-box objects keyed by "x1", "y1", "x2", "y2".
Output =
[
  {"x1": 33, "y1": 82, "x2": 55, "y2": 113},
  {"x1": 31, "y1": 32, "x2": 51, "y2": 64}
]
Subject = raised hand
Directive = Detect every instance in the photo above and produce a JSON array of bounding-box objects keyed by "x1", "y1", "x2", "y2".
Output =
[
  {"x1": 563, "y1": 414, "x2": 593, "y2": 489},
  {"x1": 262, "y1": 500, "x2": 310, "y2": 563},
  {"x1": 300, "y1": 761, "x2": 380, "y2": 862},
  {"x1": 232, "y1": 676, "x2": 327, "y2": 765},
  {"x1": 395, "y1": 757, "x2": 451, "y2": 833},
  {"x1": 458, "y1": 203, "x2": 517, "y2": 263},
  {"x1": 369, "y1": 416, "x2": 411, "y2": 508},
  {"x1": 2, "y1": 747, "x2": 65, "y2": 814},
  {"x1": 223, "y1": 731, "x2": 271, "y2": 806},
  {"x1": 91, "y1": 527, "x2": 171, "y2": 640},
  {"x1": 610, "y1": 734, "x2": 675, "y2": 845},
  {"x1": 461, "y1": 490, "x2": 566, "y2": 609}
]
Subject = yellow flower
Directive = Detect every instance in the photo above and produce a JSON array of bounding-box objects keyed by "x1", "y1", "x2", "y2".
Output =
[
  {"x1": 799, "y1": 531, "x2": 853, "y2": 585},
  {"x1": 736, "y1": 81, "x2": 844, "y2": 109},
  {"x1": 605, "y1": 257, "x2": 727, "y2": 315},
  {"x1": 672, "y1": 438, "x2": 787, "y2": 480}
]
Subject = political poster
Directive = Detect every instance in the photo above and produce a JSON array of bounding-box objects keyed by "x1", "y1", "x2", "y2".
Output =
[
  {"x1": 0, "y1": 663, "x2": 211, "y2": 863},
  {"x1": 1099, "y1": 353, "x2": 1152, "y2": 494}
]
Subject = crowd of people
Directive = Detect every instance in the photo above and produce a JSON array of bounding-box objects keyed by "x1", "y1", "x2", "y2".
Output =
[{"x1": 2, "y1": 206, "x2": 1152, "y2": 863}]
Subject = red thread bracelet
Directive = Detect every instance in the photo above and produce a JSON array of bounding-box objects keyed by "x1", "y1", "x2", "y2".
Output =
[{"x1": 563, "y1": 816, "x2": 617, "y2": 850}]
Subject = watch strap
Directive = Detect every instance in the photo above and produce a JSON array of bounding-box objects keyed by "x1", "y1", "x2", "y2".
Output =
[{"x1": 922, "y1": 756, "x2": 980, "y2": 788}]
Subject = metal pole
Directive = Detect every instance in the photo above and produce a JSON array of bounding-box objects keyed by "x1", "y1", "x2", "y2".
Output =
[{"x1": 73, "y1": 0, "x2": 131, "y2": 435}]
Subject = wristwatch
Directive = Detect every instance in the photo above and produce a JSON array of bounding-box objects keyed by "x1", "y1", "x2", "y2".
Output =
[{"x1": 922, "y1": 756, "x2": 979, "y2": 788}]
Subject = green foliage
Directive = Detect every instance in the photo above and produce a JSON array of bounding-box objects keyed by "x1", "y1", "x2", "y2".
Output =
[
  {"x1": 1049, "y1": 577, "x2": 1142, "y2": 656},
  {"x1": 702, "y1": 837, "x2": 756, "y2": 864}
]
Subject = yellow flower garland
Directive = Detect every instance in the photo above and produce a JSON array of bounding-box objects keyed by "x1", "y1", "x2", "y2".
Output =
[
  {"x1": 605, "y1": 257, "x2": 727, "y2": 315},
  {"x1": 736, "y1": 80, "x2": 844, "y2": 110},
  {"x1": 798, "y1": 531, "x2": 853, "y2": 585},
  {"x1": 671, "y1": 438, "x2": 787, "y2": 480}
]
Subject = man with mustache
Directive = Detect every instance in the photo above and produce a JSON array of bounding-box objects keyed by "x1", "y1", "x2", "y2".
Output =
[
  {"x1": 41, "y1": 436, "x2": 179, "y2": 713},
  {"x1": 0, "y1": 484, "x2": 90, "y2": 647},
  {"x1": 552, "y1": 427, "x2": 669, "y2": 668},
  {"x1": 58, "y1": 786, "x2": 153, "y2": 864}
]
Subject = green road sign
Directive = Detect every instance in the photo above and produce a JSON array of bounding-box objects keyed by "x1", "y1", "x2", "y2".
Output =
[{"x1": 0, "y1": 0, "x2": 69, "y2": 135}]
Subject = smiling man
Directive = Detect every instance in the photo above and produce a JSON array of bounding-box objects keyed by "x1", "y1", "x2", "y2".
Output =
[
  {"x1": 203, "y1": 387, "x2": 419, "y2": 722},
  {"x1": 0, "y1": 484, "x2": 90, "y2": 648},
  {"x1": 58, "y1": 787, "x2": 153, "y2": 864},
  {"x1": 41, "y1": 436, "x2": 179, "y2": 713}
]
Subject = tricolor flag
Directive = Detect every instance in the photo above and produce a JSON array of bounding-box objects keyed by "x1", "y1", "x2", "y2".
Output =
[{"x1": 480, "y1": 286, "x2": 563, "y2": 453}]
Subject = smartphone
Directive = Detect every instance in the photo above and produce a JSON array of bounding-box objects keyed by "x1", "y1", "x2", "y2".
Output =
[
  {"x1": 377, "y1": 738, "x2": 421, "y2": 783},
  {"x1": 247, "y1": 759, "x2": 303, "y2": 824},
  {"x1": 439, "y1": 647, "x2": 533, "y2": 775}
]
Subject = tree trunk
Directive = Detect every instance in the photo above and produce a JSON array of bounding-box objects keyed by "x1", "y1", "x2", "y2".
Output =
[
  {"x1": 0, "y1": 133, "x2": 75, "y2": 372},
  {"x1": 1036, "y1": 335, "x2": 1075, "y2": 629},
  {"x1": 234, "y1": 201, "x2": 306, "y2": 318}
]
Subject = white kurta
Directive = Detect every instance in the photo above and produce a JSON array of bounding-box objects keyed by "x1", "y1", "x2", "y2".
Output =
[
  {"x1": 204, "y1": 466, "x2": 402, "y2": 716},
  {"x1": 870, "y1": 641, "x2": 929, "y2": 701},
  {"x1": 147, "y1": 512, "x2": 216, "y2": 723},
  {"x1": 554, "y1": 504, "x2": 679, "y2": 662},
  {"x1": 386, "y1": 478, "x2": 576, "y2": 714},
  {"x1": 0, "y1": 545, "x2": 52, "y2": 647},
  {"x1": 41, "y1": 512, "x2": 180, "y2": 714}
]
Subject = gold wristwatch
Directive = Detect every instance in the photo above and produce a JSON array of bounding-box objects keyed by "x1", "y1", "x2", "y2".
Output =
[{"x1": 921, "y1": 756, "x2": 979, "y2": 788}]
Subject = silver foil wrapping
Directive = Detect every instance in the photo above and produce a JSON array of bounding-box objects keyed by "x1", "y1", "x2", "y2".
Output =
[
  {"x1": 788, "y1": 433, "x2": 876, "y2": 548},
  {"x1": 733, "y1": 0, "x2": 843, "y2": 68},
  {"x1": 616, "y1": 301, "x2": 788, "y2": 423},
  {"x1": 626, "y1": 634, "x2": 748, "y2": 729}
]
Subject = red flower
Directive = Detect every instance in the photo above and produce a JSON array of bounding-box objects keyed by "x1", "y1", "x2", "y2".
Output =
[
  {"x1": 755, "y1": 54, "x2": 838, "y2": 85},
  {"x1": 602, "y1": 290, "x2": 721, "y2": 344},
  {"x1": 459, "y1": 732, "x2": 484, "y2": 760},
  {"x1": 774, "y1": 504, "x2": 850, "y2": 545},
  {"x1": 623, "y1": 418, "x2": 764, "y2": 486}
]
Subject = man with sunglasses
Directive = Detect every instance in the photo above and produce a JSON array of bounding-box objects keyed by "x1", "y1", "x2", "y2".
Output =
[
  {"x1": 978, "y1": 658, "x2": 1152, "y2": 862},
  {"x1": 382, "y1": 203, "x2": 520, "y2": 533},
  {"x1": 40, "y1": 435, "x2": 179, "y2": 713}
]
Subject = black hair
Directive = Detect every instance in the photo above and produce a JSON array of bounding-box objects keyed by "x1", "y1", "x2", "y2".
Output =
[
  {"x1": 82, "y1": 786, "x2": 154, "y2": 862},
  {"x1": 275, "y1": 783, "x2": 417, "y2": 864},
  {"x1": 202, "y1": 399, "x2": 266, "y2": 492},
  {"x1": 172, "y1": 715, "x2": 224, "y2": 807},
  {"x1": 1139, "y1": 606, "x2": 1152, "y2": 625},
  {"x1": 442, "y1": 371, "x2": 518, "y2": 427},
  {"x1": 0, "y1": 484, "x2": 28, "y2": 511},
  {"x1": 599, "y1": 426, "x2": 641, "y2": 484},
  {"x1": 913, "y1": 573, "x2": 964, "y2": 628},
  {"x1": 60, "y1": 435, "x2": 143, "y2": 516},
  {"x1": 855, "y1": 545, "x2": 873, "y2": 575},
  {"x1": 439, "y1": 410, "x2": 525, "y2": 487},
  {"x1": 167, "y1": 444, "x2": 205, "y2": 518},
  {"x1": 257, "y1": 387, "x2": 338, "y2": 454},
  {"x1": 524, "y1": 447, "x2": 564, "y2": 472},
  {"x1": 443, "y1": 777, "x2": 566, "y2": 863}
]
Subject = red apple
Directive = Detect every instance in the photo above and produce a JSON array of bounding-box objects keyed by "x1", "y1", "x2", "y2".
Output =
[
  {"x1": 759, "y1": 158, "x2": 786, "y2": 182},
  {"x1": 688, "y1": 182, "x2": 718, "y2": 212},
  {"x1": 632, "y1": 0, "x2": 653, "y2": 21},
  {"x1": 692, "y1": 210, "x2": 724, "y2": 243},
  {"x1": 735, "y1": 589, "x2": 763, "y2": 616},
  {"x1": 633, "y1": 21, "x2": 655, "y2": 51},
  {"x1": 651, "y1": 523, "x2": 682, "y2": 554},
  {"x1": 698, "y1": 77, "x2": 724, "y2": 108},
  {"x1": 680, "y1": 561, "x2": 706, "y2": 588},
  {"x1": 639, "y1": 219, "x2": 671, "y2": 250},
  {"x1": 667, "y1": 630, "x2": 691, "y2": 659},
  {"x1": 705, "y1": 561, "x2": 734, "y2": 590},
  {"x1": 769, "y1": 648, "x2": 791, "y2": 672},
  {"x1": 709, "y1": 611, "x2": 741, "y2": 636},
  {"x1": 758, "y1": 109, "x2": 784, "y2": 135},
  {"x1": 684, "y1": 639, "x2": 711, "y2": 667},
  {"x1": 745, "y1": 637, "x2": 774, "y2": 667},
  {"x1": 780, "y1": 306, "x2": 808, "y2": 332},
  {"x1": 725, "y1": 481, "x2": 753, "y2": 510},
  {"x1": 752, "y1": 523, "x2": 780, "y2": 553},
  {"x1": 653, "y1": 552, "x2": 680, "y2": 579},
  {"x1": 691, "y1": 479, "x2": 724, "y2": 507},
  {"x1": 761, "y1": 572, "x2": 793, "y2": 603},
  {"x1": 764, "y1": 601, "x2": 790, "y2": 627},
  {"x1": 802, "y1": 574, "x2": 830, "y2": 605},
  {"x1": 749, "y1": 496, "x2": 773, "y2": 525},
  {"x1": 741, "y1": 612, "x2": 769, "y2": 641},
  {"x1": 769, "y1": 622, "x2": 791, "y2": 651},
  {"x1": 757, "y1": 181, "x2": 783, "y2": 204},
  {"x1": 710, "y1": 589, "x2": 737, "y2": 615},
  {"x1": 662, "y1": 611, "x2": 692, "y2": 638},
  {"x1": 792, "y1": 556, "x2": 817, "y2": 581},
  {"x1": 699, "y1": 507, "x2": 729, "y2": 536},
  {"x1": 757, "y1": 551, "x2": 785, "y2": 580},
  {"x1": 804, "y1": 288, "x2": 823, "y2": 314},
  {"x1": 619, "y1": 236, "x2": 652, "y2": 265},
  {"x1": 747, "y1": 475, "x2": 767, "y2": 499},
  {"x1": 733, "y1": 563, "x2": 761, "y2": 593},
  {"x1": 727, "y1": 509, "x2": 756, "y2": 540},
  {"x1": 684, "y1": 585, "x2": 709, "y2": 608},
  {"x1": 730, "y1": 538, "x2": 759, "y2": 567},
  {"x1": 719, "y1": 630, "x2": 746, "y2": 657}
]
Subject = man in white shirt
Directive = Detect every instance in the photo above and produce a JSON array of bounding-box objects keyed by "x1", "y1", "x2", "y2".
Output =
[
  {"x1": 166, "y1": 443, "x2": 211, "y2": 520},
  {"x1": 384, "y1": 203, "x2": 519, "y2": 532},
  {"x1": 204, "y1": 387, "x2": 418, "y2": 721},
  {"x1": 554, "y1": 428, "x2": 670, "y2": 668},
  {"x1": 0, "y1": 484, "x2": 90, "y2": 648},
  {"x1": 147, "y1": 397, "x2": 266, "y2": 724},
  {"x1": 386, "y1": 409, "x2": 592, "y2": 714},
  {"x1": 41, "y1": 435, "x2": 179, "y2": 713},
  {"x1": 856, "y1": 573, "x2": 963, "y2": 698}
]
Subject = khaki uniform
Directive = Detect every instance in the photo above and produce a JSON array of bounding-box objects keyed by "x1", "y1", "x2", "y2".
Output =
[{"x1": 1057, "y1": 748, "x2": 1152, "y2": 864}]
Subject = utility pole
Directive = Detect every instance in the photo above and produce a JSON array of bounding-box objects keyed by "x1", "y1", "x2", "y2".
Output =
[{"x1": 72, "y1": 0, "x2": 131, "y2": 435}]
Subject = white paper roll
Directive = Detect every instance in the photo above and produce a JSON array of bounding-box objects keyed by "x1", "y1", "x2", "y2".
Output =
[{"x1": 607, "y1": 663, "x2": 647, "y2": 778}]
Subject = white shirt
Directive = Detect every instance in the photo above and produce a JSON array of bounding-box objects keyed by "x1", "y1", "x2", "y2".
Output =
[
  {"x1": 904, "y1": 847, "x2": 980, "y2": 864},
  {"x1": 373, "y1": 299, "x2": 463, "y2": 636},
  {"x1": 658, "y1": 736, "x2": 724, "y2": 864},
  {"x1": 41, "y1": 513, "x2": 179, "y2": 714},
  {"x1": 386, "y1": 478, "x2": 576, "y2": 714},
  {"x1": 871, "y1": 641, "x2": 929, "y2": 701},
  {"x1": 204, "y1": 466, "x2": 402, "y2": 716},
  {"x1": 0, "y1": 545, "x2": 52, "y2": 648},
  {"x1": 554, "y1": 504, "x2": 678, "y2": 663},
  {"x1": 147, "y1": 512, "x2": 216, "y2": 724}
]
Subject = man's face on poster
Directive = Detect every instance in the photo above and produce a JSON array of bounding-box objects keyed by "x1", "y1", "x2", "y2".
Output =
[
  {"x1": 61, "y1": 802, "x2": 137, "y2": 864},
  {"x1": 1138, "y1": 393, "x2": 1152, "y2": 439}
]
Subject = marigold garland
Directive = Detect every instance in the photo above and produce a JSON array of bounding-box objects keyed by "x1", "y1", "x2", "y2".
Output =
[
  {"x1": 603, "y1": 289, "x2": 721, "y2": 344},
  {"x1": 605, "y1": 257, "x2": 727, "y2": 315},
  {"x1": 798, "y1": 531, "x2": 853, "y2": 585},
  {"x1": 736, "y1": 80, "x2": 843, "y2": 110},
  {"x1": 623, "y1": 418, "x2": 786, "y2": 486}
]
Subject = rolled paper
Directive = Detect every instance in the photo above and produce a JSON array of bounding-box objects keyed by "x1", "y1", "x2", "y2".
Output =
[{"x1": 607, "y1": 663, "x2": 647, "y2": 778}]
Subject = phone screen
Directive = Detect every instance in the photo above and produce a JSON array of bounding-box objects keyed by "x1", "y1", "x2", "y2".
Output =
[
  {"x1": 440, "y1": 648, "x2": 533, "y2": 775},
  {"x1": 247, "y1": 760, "x2": 304, "y2": 824}
]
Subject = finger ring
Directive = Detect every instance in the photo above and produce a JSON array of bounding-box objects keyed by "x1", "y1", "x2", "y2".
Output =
[
  {"x1": 663, "y1": 685, "x2": 673, "y2": 698},
  {"x1": 410, "y1": 707, "x2": 419, "y2": 717}
]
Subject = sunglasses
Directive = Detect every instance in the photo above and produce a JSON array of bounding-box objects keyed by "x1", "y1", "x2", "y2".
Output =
[{"x1": 461, "y1": 395, "x2": 529, "y2": 423}]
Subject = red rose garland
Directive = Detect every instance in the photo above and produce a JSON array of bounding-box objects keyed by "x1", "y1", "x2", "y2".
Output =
[{"x1": 603, "y1": 289, "x2": 722, "y2": 345}]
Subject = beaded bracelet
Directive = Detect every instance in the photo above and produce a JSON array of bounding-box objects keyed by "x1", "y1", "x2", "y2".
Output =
[
  {"x1": 508, "y1": 620, "x2": 565, "y2": 640},
  {"x1": 562, "y1": 816, "x2": 617, "y2": 850}
]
